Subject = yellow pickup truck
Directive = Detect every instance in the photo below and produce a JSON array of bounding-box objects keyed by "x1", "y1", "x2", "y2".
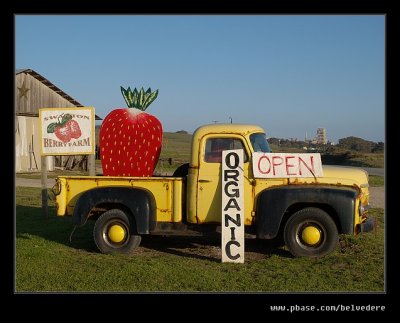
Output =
[{"x1": 53, "y1": 123, "x2": 374, "y2": 257}]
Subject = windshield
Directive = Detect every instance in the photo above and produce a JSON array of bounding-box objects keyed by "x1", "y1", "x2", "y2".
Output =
[{"x1": 250, "y1": 133, "x2": 271, "y2": 153}]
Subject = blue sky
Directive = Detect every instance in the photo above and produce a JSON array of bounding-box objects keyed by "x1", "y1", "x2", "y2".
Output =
[{"x1": 15, "y1": 15, "x2": 384, "y2": 143}]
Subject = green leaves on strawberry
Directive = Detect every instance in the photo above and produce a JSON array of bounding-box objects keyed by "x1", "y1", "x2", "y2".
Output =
[
  {"x1": 47, "y1": 113, "x2": 82, "y2": 143},
  {"x1": 99, "y1": 87, "x2": 162, "y2": 177},
  {"x1": 121, "y1": 86, "x2": 158, "y2": 110}
]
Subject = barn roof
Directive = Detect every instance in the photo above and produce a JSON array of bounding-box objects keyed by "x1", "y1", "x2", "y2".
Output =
[{"x1": 16, "y1": 69, "x2": 102, "y2": 120}]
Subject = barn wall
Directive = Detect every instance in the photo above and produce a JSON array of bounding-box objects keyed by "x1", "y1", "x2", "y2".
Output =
[
  {"x1": 16, "y1": 73, "x2": 76, "y2": 115},
  {"x1": 15, "y1": 71, "x2": 83, "y2": 173},
  {"x1": 15, "y1": 116, "x2": 54, "y2": 172}
]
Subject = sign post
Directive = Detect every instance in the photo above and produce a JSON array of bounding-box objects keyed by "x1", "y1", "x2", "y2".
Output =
[
  {"x1": 88, "y1": 154, "x2": 96, "y2": 176},
  {"x1": 41, "y1": 156, "x2": 48, "y2": 218},
  {"x1": 39, "y1": 107, "x2": 95, "y2": 217},
  {"x1": 221, "y1": 149, "x2": 245, "y2": 263}
]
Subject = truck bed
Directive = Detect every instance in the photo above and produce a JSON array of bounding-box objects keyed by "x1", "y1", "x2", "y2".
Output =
[{"x1": 54, "y1": 175, "x2": 184, "y2": 222}]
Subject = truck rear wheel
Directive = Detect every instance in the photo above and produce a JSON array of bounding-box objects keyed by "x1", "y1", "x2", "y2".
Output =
[
  {"x1": 284, "y1": 207, "x2": 338, "y2": 257},
  {"x1": 93, "y1": 209, "x2": 141, "y2": 255}
]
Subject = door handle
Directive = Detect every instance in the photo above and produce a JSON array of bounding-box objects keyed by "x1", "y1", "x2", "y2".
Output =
[{"x1": 198, "y1": 179, "x2": 211, "y2": 183}]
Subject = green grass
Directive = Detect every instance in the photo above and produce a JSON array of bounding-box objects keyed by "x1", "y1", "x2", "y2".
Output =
[
  {"x1": 348, "y1": 153, "x2": 384, "y2": 168},
  {"x1": 16, "y1": 187, "x2": 384, "y2": 292},
  {"x1": 269, "y1": 144, "x2": 305, "y2": 153},
  {"x1": 322, "y1": 151, "x2": 384, "y2": 168},
  {"x1": 369, "y1": 175, "x2": 384, "y2": 187},
  {"x1": 159, "y1": 132, "x2": 192, "y2": 160},
  {"x1": 154, "y1": 132, "x2": 192, "y2": 175},
  {"x1": 153, "y1": 132, "x2": 192, "y2": 175}
]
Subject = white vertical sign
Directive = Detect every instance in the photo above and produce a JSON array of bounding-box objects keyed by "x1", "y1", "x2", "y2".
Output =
[{"x1": 221, "y1": 149, "x2": 245, "y2": 263}]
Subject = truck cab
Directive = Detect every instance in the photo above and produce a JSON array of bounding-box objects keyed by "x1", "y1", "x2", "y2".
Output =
[
  {"x1": 187, "y1": 124, "x2": 269, "y2": 226},
  {"x1": 53, "y1": 123, "x2": 374, "y2": 258}
]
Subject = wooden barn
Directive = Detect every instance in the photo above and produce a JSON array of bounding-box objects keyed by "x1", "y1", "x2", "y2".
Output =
[{"x1": 15, "y1": 69, "x2": 101, "y2": 172}]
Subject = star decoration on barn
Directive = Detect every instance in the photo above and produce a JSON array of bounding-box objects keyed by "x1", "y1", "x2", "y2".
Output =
[{"x1": 18, "y1": 81, "x2": 30, "y2": 99}]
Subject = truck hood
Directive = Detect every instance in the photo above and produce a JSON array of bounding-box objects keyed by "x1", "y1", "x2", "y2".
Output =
[{"x1": 320, "y1": 165, "x2": 369, "y2": 188}]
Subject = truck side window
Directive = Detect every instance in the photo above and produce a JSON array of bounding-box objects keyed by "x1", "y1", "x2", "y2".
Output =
[{"x1": 204, "y1": 138, "x2": 248, "y2": 163}]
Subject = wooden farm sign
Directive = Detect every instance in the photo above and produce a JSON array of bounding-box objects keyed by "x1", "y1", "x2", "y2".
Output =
[
  {"x1": 253, "y1": 152, "x2": 324, "y2": 178},
  {"x1": 221, "y1": 149, "x2": 245, "y2": 263},
  {"x1": 39, "y1": 107, "x2": 95, "y2": 156}
]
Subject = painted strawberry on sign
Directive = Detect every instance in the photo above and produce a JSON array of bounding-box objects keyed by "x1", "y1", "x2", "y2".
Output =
[
  {"x1": 99, "y1": 86, "x2": 162, "y2": 177},
  {"x1": 47, "y1": 113, "x2": 82, "y2": 143}
]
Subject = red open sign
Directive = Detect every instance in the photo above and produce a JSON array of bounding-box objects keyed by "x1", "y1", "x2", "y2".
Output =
[{"x1": 252, "y1": 152, "x2": 323, "y2": 178}]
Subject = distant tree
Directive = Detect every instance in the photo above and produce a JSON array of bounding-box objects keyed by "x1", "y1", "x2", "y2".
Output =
[
  {"x1": 337, "y1": 136, "x2": 375, "y2": 153},
  {"x1": 372, "y1": 142, "x2": 384, "y2": 153},
  {"x1": 268, "y1": 138, "x2": 280, "y2": 146},
  {"x1": 324, "y1": 145, "x2": 336, "y2": 154},
  {"x1": 269, "y1": 135, "x2": 383, "y2": 154}
]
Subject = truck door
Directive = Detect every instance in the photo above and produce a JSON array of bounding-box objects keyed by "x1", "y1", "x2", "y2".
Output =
[{"x1": 196, "y1": 135, "x2": 254, "y2": 225}]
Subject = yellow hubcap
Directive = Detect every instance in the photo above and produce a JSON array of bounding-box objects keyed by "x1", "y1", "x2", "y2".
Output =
[
  {"x1": 108, "y1": 224, "x2": 126, "y2": 243},
  {"x1": 301, "y1": 225, "x2": 321, "y2": 246}
]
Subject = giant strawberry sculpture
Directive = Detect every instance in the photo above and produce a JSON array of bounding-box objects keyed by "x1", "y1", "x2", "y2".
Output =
[{"x1": 99, "y1": 87, "x2": 162, "y2": 177}]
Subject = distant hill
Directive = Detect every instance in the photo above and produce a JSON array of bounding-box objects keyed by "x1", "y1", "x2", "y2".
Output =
[{"x1": 337, "y1": 136, "x2": 384, "y2": 153}]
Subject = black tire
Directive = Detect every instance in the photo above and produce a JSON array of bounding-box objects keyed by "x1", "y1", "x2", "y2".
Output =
[
  {"x1": 93, "y1": 209, "x2": 141, "y2": 255},
  {"x1": 284, "y1": 207, "x2": 338, "y2": 257}
]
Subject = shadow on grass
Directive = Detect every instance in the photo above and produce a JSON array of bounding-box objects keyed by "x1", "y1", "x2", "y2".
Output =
[
  {"x1": 16, "y1": 205, "x2": 98, "y2": 253},
  {"x1": 16, "y1": 204, "x2": 292, "y2": 261},
  {"x1": 139, "y1": 233, "x2": 292, "y2": 262}
]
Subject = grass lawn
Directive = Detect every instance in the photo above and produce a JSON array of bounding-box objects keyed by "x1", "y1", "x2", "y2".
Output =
[
  {"x1": 16, "y1": 187, "x2": 384, "y2": 292},
  {"x1": 369, "y1": 175, "x2": 384, "y2": 187}
]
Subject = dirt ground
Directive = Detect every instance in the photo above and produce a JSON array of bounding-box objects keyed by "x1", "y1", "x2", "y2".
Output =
[
  {"x1": 134, "y1": 234, "x2": 287, "y2": 261},
  {"x1": 369, "y1": 186, "x2": 385, "y2": 209}
]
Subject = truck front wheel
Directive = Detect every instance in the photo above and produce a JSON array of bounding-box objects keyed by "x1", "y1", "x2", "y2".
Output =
[
  {"x1": 284, "y1": 207, "x2": 338, "y2": 257},
  {"x1": 93, "y1": 209, "x2": 141, "y2": 255}
]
